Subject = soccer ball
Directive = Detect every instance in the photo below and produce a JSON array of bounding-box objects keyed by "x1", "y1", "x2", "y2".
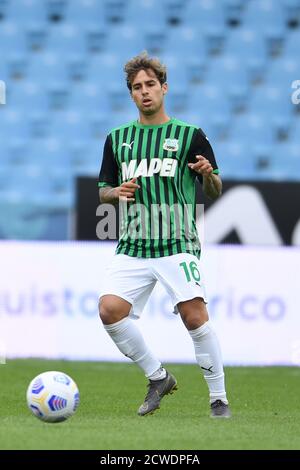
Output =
[{"x1": 26, "y1": 371, "x2": 80, "y2": 423}]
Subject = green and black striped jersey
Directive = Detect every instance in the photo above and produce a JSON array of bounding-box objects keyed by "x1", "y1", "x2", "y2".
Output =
[{"x1": 98, "y1": 118, "x2": 219, "y2": 258}]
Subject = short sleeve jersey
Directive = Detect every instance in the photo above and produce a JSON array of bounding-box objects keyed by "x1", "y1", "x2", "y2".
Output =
[{"x1": 99, "y1": 118, "x2": 219, "y2": 258}]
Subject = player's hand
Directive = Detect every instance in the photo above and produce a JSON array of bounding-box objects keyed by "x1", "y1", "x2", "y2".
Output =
[
  {"x1": 117, "y1": 178, "x2": 140, "y2": 202},
  {"x1": 188, "y1": 155, "x2": 213, "y2": 177}
]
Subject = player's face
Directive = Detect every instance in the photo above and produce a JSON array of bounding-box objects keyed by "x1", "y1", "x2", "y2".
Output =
[{"x1": 131, "y1": 69, "x2": 167, "y2": 116}]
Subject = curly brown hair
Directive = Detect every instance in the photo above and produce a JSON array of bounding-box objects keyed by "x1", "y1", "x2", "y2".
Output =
[{"x1": 124, "y1": 51, "x2": 167, "y2": 92}]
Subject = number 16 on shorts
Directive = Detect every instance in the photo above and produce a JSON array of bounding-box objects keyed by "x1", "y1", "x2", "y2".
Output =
[{"x1": 179, "y1": 261, "x2": 201, "y2": 283}]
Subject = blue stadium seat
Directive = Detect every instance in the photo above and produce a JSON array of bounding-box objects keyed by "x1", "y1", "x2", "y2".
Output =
[
  {"x1": 46, "y1": 23, "x2": 85, "y2": 55},
  {"x1": 230, "y1": 114, "x2": 275, "y2": 146},
  {"x1": 249, "y1": 86, "x2": 294, "y2": 126},
  {"x1": 164, "y1": 26, "x2": 206, "y2": 64},
  {"x1": 284, "y1": 30, "x2": 300, "y2": 57},
  {"x1": 50, "y1": 110, "x2": 92, "y2": 141},
  {"x1": 105, "y1": 25, "x2": 144, "y2": 61},
  {"x1": 0, "y1": 197, "x2": 52, "y2": 240},
  {"x1": 6, "y1": 159, "x2": 74, "y2": 211},
  {"x1": 185, "y1": 56, "x2": 208, "y2": 85},
  {"x1": 85, "y1": 24, "x2": 108, "y2": 54},
  {"x1": 278, "y1": 0, "x2": 300, "y2": 27},
  {"x1": 163, "y1": 0, "x2": 186, "y2": 26},
  {"x1": 89, "y1": 111, "x2": 114, "y2": 140},
  {"x1": 243, "y1": 0, "x2": 285, "y2": 34},
  {"x1": 160, "y1": 53, "x2": 189, "y2": 89},
  {"x1": 224, "y1": 28, "x2": 267, "y2": 83},
  {"x1": 46, "y1": 0, "x2": 67, "y2": 23},
  {"x1": 103, "y1": 0, "x2": 127, "y2": 24},
  {"x1": 143, "y1": 26, "x2": 168, "y2": 55},
  {"x1": 289, "y1": 117, "x2": 300, "y2": 145},
  {"x1": 25, "y1": 23, "x2": 48, "y2": 52},
  {"x1": 7, "y1": 140, "x2": 30, "y2": 166},
  {"x1": 68, "y1": 139, "x2": 104, "y2": 176},
  {"x1": 28, "y1": 111, "x2": 52, "y2": 138},
  {"x1": 265, "y1": 57, "x2": 300, "y2": 99},
  {"x1": 1, "y1": 107, "x2": 30, "y2": 140},
  {"x1": 215, "y1": 141, "x2": 258, "y2": 180},
  {"x1": 28, "y1": 54, "x2": 67, "y2": 86},
  {"x1": 68, "y1": 81, "x2": 108, "y2": 115},
  {"x1": 5, "y1": 54, "x2": 28, "y2": 81},
  {"x1": 183, "y1": 0, "x2": 226, "y2": 30},
  {"x1": 222, "y1": 0, "x2": 246, "y2": 27},
  {"x1": 188, "y1": 84, "x2": 231, "y2": 125},
  {"x1": 66, "y1": 56, "x2": 89, "y2": 82},
  {"x1": 165, "y1": 87, "x2": 188, "y2": 114},
  {"x1": 0, "y1": 21, "x2": 27, "y2": 57},
  {"x1": 107, "y1": 81, "x2": 131, "y2": 112},
  {"x1": 126, "y1": 0, "x2": 165, "y2": 29},
  {"x1": 0, "y1": 0, "x2": 8, "y2": 21},
  {"x1": 8, "y1": 79, "x2": 47, "y2": 115},
  {"x1": 107, "y1": 108, "x2": 138, "y2": 131},
  {"x1": 7, "y1": 0, "x2": 46, "y2": 24},
  {"x1": 66, "y1": 0, "x2": 105, "y2": 26},
  {"x1": 267, "y1": 143, "x2": 300, "y2": 180},
  {"x1": 88, "y1": 54, "x2": 124, "y2": 88},
  {"x1": 205, "y1": 55, "x2": 249, "y2": 95}
]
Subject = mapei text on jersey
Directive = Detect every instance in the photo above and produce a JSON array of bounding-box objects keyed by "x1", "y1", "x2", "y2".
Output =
[{"x1": 121, "y1": 158, "x2": 177, "y2": 180}]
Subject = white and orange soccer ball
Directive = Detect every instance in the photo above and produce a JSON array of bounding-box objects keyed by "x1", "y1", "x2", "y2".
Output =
[{"x1": 26, "y1": 371, "x2": 80, "y2": 423}]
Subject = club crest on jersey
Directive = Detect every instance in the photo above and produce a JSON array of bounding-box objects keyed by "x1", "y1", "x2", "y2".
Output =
[{"x1": 163, "y1": 138, "x2": 179, "y2": 152}]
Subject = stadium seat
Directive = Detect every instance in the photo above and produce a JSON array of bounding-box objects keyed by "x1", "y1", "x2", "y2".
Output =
[
  {"x1": 0, "y1": 21, "x2": 27, "y2": 57},
  {"x1": 46, "y1": 22, "x2": 85, "y2": 55},
  {"x1": 184, "y1": 0, "x2": 226, "y2": 30},
  {"x1": 163, "y1": 0, "x2": 186, "y2": 26},
  {"x1": 144, "y1": 27, "x2": 167, "y2": 55},
  {"x1": 165, "y1": 87, "x2": 188, "y2": 114},
  {"x1": 126, "y1": 0, "x2": 165, "y2": 29},
  {"x1": 68, "y1": 139, "x2": 104, "y2": 176},
  {"x1": 279, "y1": 0, "x2": 300, "y2": 28},
  {"x1": 7, "y1": 0, "x2": 46, "y2": 24},
  {"x1": 46, "y1": 0, "x2": 67, "y2": 23},
  {"x1": 206, "y1": 55, "x2": 249, "y2": 95},
  {"x1": 189, "y1": 84, "x2": 231, "y2": 126},
  {"x1": 249, "y1": 86, "x2": 294, "y2": 124},
  {"x1": 85, "y1": 24, "x2": 108, "y2": 54},
  {"x1": 215, "y1": 141, "x2": 258, "y2": 180},
  {"x1": 164, "y1": 27, "x2": 206, "y2": 65},
  {"x1": 105, "y1": 25, "x2": 144, "y2": 61},
  {"x1": 224, "y1": 28, "x2": 267, "y2": 84},
  {"x1": 243, "y1": 0, "x2": 284, "y2": 34},
  {"x1": 103, "y1": 0, "x2": 127, "y2": 24},
  {"x1": 223, "y1": 0, "x2": 246, "y2": 28},
  {"x1": 267, "y1": 142, "x2": 300, "y2": 180},
  {"x1": 67, "y1": 0, "x2": 105, "y2": 26},
  {"x1": 230, "y1": 113, "x2": 275, "y2": 147}
]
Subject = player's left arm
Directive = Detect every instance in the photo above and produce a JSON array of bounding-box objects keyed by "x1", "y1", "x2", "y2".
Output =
[
  {"x1": 189, "y1": 156, "x2": 222, "y2": 199},
  {"x1": 187, "y1": 128, "x2": 222, "y2": 200}
]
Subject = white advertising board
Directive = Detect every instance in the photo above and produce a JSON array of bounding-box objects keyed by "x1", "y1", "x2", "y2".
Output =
[{"x1": 0, "y1": 241, "x2": 299, "y2": 365}]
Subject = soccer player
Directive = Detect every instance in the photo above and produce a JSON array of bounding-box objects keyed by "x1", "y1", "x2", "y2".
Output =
[{"x1": 98, "y1": 52, "x2": 231, "y2": 418}]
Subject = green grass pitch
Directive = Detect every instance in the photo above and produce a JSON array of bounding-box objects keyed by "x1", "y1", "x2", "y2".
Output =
[{"x1": 0, "y1": 359, "x2": 300, "y2": 450}]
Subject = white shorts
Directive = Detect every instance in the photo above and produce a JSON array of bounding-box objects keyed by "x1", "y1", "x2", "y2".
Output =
[{"x1": 99, "y1": 253, "x2": 207, "y2": 319}]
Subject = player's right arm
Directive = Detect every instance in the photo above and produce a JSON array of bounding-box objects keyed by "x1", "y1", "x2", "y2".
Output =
[
  {"x1": 98, "y1": 134, "x2": 139, "y2": 203},
  {"x1": 99, "y1": 179, "x2": 140, "y2": 203}
]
